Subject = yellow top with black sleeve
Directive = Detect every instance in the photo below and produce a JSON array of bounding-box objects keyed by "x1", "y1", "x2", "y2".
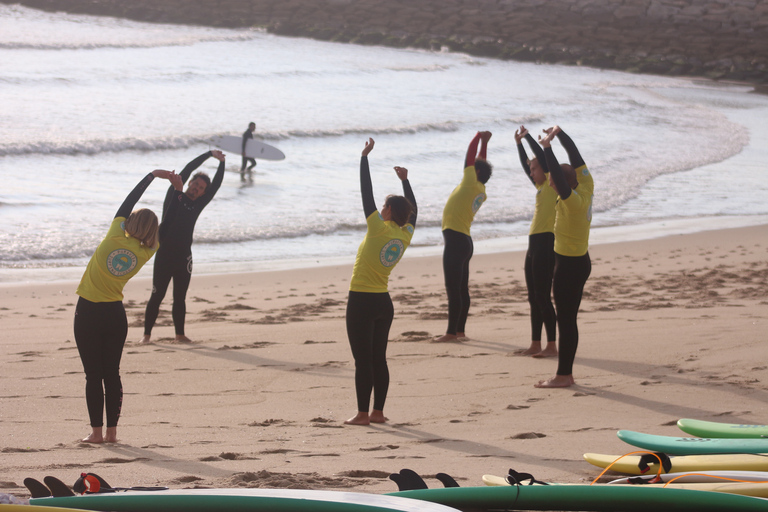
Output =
[
  {"x1": 76, "y1": 217, "x2": 158, "y2": 302},
  {"x1": 349, "y1": 212, "x2": 415, "y2": 293},
  {"x1": 529, "y1": 180, "x2": 557, "y2": 236},
  {"x1": 553, "y1": 165, "x2": 594, "y2": 257},
  {"x1": 441, "y1": 166, "x2": 487, "y2": 236}
]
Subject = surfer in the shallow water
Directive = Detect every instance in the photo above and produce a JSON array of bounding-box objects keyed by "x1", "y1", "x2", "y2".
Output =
[
  {"x1": 345, "y1": 138, "x2": 417, "y2": 426},
  {"x1": 434, "y1": 131, "x2": 493, "y2": 343},
  {"x1": 141, "y1": 150, "x2": 226, "y2": 345},
  {"x1": 240, "y1": 121, "x2": 257, "y2": 181},
  {"x1": 534, "y1": 126, "x2": 593, "y2": 388},
  {"x1": 75, "y1": 169, "x2": 180, "y2": 443},
  {"x1": 515, "y1": 125, "x2": 557, "y2": 357}
]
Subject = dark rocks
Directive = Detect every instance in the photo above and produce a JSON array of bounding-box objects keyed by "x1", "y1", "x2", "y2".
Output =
[{"x1": 3, "y1": 0, "x2": 766, "y2": 85}]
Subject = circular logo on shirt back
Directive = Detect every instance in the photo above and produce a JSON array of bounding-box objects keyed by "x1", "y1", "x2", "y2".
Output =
[
  {"x1": 472, "y1": 193, "x2": 486, "y2": 213},
  {"x1": 380, "y1": 239, "x2": 405, "y2": 267},
  {"x1": 106, "y1": 249, "x2": 137, "y2": 276}
]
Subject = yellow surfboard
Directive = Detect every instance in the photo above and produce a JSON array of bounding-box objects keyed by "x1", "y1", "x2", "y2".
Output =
[
  {"x1": 584, "y1": 452, "x2": 768, "y2": 475},
  {"x1": 483, "y1": 473, "x2": 768, "y2": 497}
]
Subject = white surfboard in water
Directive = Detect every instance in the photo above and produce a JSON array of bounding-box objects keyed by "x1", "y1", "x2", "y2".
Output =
[{"x1": 210, "y1": 134, "x2": 285, "y2": 160}]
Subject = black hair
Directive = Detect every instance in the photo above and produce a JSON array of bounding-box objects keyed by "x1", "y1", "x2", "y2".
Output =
[
  {"x1": 191, "y1": 172, "x2": 211, "y2": 186},
  {"x1": 475, "y1": 158, "x2": 493, "y2": 184},
  {"x1": 384, "y1": 195, "x2": 414, "y2": 227}
]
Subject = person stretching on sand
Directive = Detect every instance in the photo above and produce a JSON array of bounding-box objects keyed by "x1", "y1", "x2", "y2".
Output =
[
  {"x1": 75, "y1": 169, "x2": 181, "y2": 443},
  {"x1": 141, "y1": 150, "x2": 226, "y2": 344},
  {"x1": 345, "y1": 138, "x2": 417, "y2": 426},
  {"x1": 434, "y1": 131, "x2": 493, "y2": 343},
  {"x1": 515, "y1": 125, "x2": 557, "y2": 357},
  {"x1": 534, "y1": 126, "x2": 593, "y2": 388}
]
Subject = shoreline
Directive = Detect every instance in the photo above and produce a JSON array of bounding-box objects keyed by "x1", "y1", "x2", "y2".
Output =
[
  {"x1": 2, "y1": 0, "x2": 766, "y2": 88},
  {"x1": 3, "y1": 215, "x2": 766, "y2": 286}
]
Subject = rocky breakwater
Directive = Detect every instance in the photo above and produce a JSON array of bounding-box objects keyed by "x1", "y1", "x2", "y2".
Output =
[{"x1": 5, "y1": 0, "x2": 767, "y2": 85}]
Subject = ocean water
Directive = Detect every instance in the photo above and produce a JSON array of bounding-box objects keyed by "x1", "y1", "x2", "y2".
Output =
[{"x1": 1, "y1": 4, "x2": 766, "y2": 284}]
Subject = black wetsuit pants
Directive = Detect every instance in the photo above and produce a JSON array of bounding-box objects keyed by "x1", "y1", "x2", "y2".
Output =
[
  {"x1": 144, "y1": 251, "x2": 192, "y2": 336},
  {"x1": 442, "y1": 229, "x2": 473, "y2": 335},
  {"x1": 346, "y1": 291, "x2": 393, "y2": 412},
  {"x1": 74, "y1": 297, "x2": 126, "y2": 428},
  {"x1": 553, "y1": 252, "x2": 591, "y2": 376},
  {"x1": 240, "y1": 156, "x2": 256, "y2": 175},
  {"x1": 525, "y1": 232, "x2": 556, "y2": 342}
]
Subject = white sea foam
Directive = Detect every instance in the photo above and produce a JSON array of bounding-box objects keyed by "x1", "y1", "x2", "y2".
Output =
[{"x1": 0, "y1": 5, "x2": 766, "y2": 282}]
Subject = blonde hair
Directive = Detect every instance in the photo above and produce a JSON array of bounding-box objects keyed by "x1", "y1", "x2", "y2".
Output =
[{"x1": 124, "y1": 208, "x2": 159, "y2": 249}]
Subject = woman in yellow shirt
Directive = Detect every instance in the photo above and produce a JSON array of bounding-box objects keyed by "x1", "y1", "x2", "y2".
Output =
[
  {"x1": 345, "y1": 138, "x2": 417, "y2": 426},
  {"x1": 535, "y1": 126, "x2": 593, "y2": 388},
  {"x1": 515, "y1": 126, "x2": 558, "y2": 358},
  {"x1": 75, "y1": 169, "x2": 180, "y2": 442}
]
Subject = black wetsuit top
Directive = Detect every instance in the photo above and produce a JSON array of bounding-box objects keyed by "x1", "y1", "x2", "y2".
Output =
[{"x1": 158, "y1": 151, "x2": 225, "y2": 255}]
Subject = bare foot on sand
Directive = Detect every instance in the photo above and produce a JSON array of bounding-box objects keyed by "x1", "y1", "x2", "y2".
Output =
[
  {"x1": 82, "y1": 433, "x2": 103, "y2": 443},
  {"x1": 531, "y1": 342, "x2": 558, "y2": 358},
  {"x1": 104, "y1": 426, "x2": 118, "y2": 443},
  {"x1": 139, "y1": 334, "x2": 151, "y2": 344},
  {"x1": 82, "y1": 426, "x2": 116, "y2": 443},
  {"x1": 534, "y1": 375, "x2": 575, "y2": 388},
  {"x1": 456, "y1": 332, "x2": 469, "y2": 341},
  {"x1": 344, "y1": 412, "x2": 370, "y2": 425},
  {"x1": 175, "y1": 335, "x2": 193, "y2": 343},
  {"x1": 433, "y1": 333, "x2": 460, "y2": 343},
  {"x1": 516, "y1": 341, "x2": 542, "y2": 355},
  {"x1": 369, "y1": 410, "x2": 388, "y2": 423}
]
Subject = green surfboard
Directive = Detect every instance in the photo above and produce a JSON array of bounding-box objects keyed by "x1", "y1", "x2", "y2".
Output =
[
  {"x1": 618, "y1": 429, "x2": 768, "y2": 455},
  {"x1": 389, "y1": 484, "x2": 768, "y2": 511},
  {"x1": 29, "y1": 488, "x2": 461, "y2": 512},
  {"x1": 678, "y1": 418, "x2": 768, "y2": 439}
]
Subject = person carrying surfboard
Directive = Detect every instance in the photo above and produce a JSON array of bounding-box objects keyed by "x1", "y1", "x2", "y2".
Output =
[
  {"x1": 434, "y1": 131, "x2": 493, "y2": 343},
  {"x1": 345, "y1": 138, "x2": 417, "y2": 426},
  {"x1": 240, "y1": 122, "x2": 257, "y2": 181},
  {"x1": 514, "y1": 125, "x2": 557, "y2": 357},
  {"x1": 75, "y1": 169, "x2": 181, "y2": 443},
  {"x1": 140, "y1": 150, "x2": 226, "y2": 345},
  {"x1": 534, "y1": 126, "x2": 593, "y2": 388}
]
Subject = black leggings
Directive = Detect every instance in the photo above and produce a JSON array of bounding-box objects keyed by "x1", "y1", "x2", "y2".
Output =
[
  {"x1": 346, "y1": 291, "x2": 394, "y2": 412},
  {"x1": 74, "y1": 297, "x2": 127, "y2": 428},
  {"x1": 144, "y1": 251, "x2": 193, "y2": 336},
  {"x1": 553, "y1": 252, "x2": 591, "y2": 376},
  {"x1": 442, "y1": 229, "x2": 473, "y2": 335},
  {"x1": 524, "y1": 232, "x2": 556, "y2": 342}
]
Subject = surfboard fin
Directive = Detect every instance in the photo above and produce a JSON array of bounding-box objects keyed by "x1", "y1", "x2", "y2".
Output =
[
  {"x1": 71, "y1": 472, "x2": 168, "y2": 494},
  {"x1": 505, "y1": 469, "x2": 549, "y2": 486},
  {"x1": 23, "y1": 477, "x2": 52, "y2": 498},
  {"x1": 435, "y1": 472, "x2": 460, "y2": 488},
  {"x1": 389, "y1": 469, "x2": 429, "y2": 491},
  {"x1": 44, "y1": 476, "x2": 76, "y2": 497}
]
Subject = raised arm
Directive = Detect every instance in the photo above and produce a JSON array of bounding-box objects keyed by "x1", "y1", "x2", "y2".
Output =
[
  {"x1": 539, "y1": 127, "x2": 571, "y2": 200},
  {"x1": 515, "y1": 126, "x2": 533, "y2": 183},
  {"x1": 478, "y1": 131, "x2": 491, "y2": 160},
  {"x1": 116, "y1": 170, "x2": 174, "y2": 219},
  {"x1": 394, "y1": 166, "x2": 417, "y2": 227},
  {"x1": 360, "y1": 138, "x2": 377, "y2": 218},
  {"x1": 158, "y1": 173, "x2": 184, "y2": 239},
  {"x1": 196, "y1": 150, "x2": 226, "y2": 208},
  {"x1": 179, "y1": 151, "x2": 212, "y2": 184},
  {"x1": 525, "y1": 134, "x2": 548, "y2": 172},
  {"x1": 464, "y1": 132, "x2": 482, "y2": 168},
  {"x1": 556, "y1": 128, "x2": 585, "y2": 169}
]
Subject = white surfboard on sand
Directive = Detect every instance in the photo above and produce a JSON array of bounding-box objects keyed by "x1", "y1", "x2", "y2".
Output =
[{"x1": 210, "y1": 134, "x2": 285, "y2": 161}]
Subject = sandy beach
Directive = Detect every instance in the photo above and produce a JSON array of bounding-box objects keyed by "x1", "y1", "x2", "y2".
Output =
[{"x1": 1, "y1": 224, "x2": 766, "y2": 498}]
